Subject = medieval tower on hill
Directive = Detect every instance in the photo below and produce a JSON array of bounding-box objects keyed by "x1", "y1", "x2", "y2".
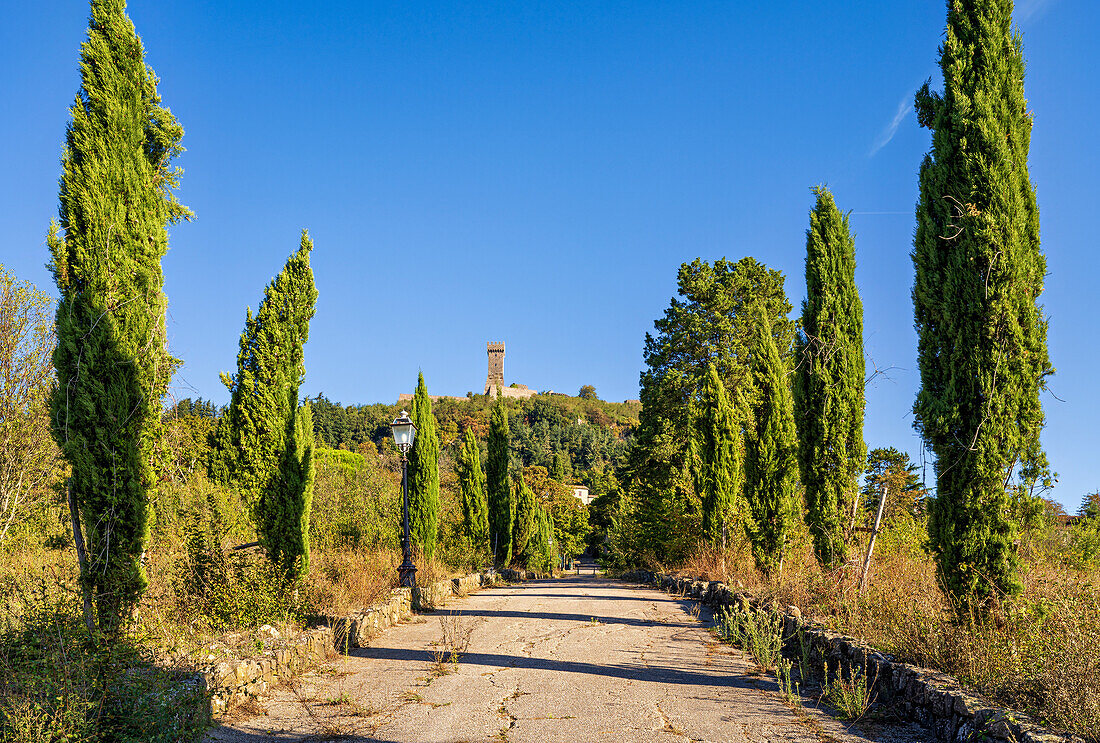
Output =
[{"x1": 484, "y1": 342, "x2": 505, "y2": 394}]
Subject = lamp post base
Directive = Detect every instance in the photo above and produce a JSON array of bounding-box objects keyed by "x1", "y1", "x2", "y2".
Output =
[{"x1": 398, "y1": 561, "x2": 417, "y2": 589}]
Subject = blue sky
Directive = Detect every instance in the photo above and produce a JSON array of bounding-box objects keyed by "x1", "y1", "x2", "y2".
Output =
[{"x1": 3, "y1": 1, "x2": 1097, "y2": 511}]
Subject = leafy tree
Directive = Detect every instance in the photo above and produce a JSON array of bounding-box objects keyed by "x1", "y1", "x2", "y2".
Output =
[
  {"x1": 793, "y1": 186, "x2": 866, "y2": 570},
  {"x1": 47, "y1": 0, "x2": 191, "y2": 634},
  {"x1": 486, "y1": 396, "x2": 513, "y2": 565},
  {"x1": 861, "y1": 447, "x2": 929, "y2": 522},
  {"x1": 549, "y1": 488, "x2": 589, "y2": 564},
  {"x1": 578, "y1": 385, "x2": 598, "y2": 400},
  {"x1": 0, "y1": 268, "x2": 60, "y2": 547},
  {"x1": 456, "y1": 427, "x2": 490, "y2": 562},
  {"x1": 694, "y1": 363, "x2": 741, "y2": 550},
  {"x1": 743, "y1": 308, "x2": 799, "y2": 578},
  {"x1": 912, "y1": 0, "x2": 1053, "y2": 603},
  {"x1": 408, "y1": 373, "x2": 441, "y2": 560},
  {"x1": 211, "y1": 233, "x2": 317, "y2": 579}
]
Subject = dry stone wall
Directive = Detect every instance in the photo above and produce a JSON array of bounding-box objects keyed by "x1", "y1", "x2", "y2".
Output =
[
  {"x1": 622, "y1": 570, "x2": 1084, "y2": 743},
  {"x1": 193, "y1": 572, "x2": 498, "y2": 718}
]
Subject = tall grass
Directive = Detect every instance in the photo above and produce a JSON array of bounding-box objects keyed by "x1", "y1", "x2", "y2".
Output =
[{"x1": 678, "y1": 521, "x2": 1100, "y2": 741}]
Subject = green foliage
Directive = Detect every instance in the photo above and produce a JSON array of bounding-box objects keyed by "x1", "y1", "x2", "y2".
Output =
[
  {"x1": 626, "y1": 257, "x2": 795, "y2": 566},
  {"x1": 511, "y1": 478, "x2": 537, "y2": 565},
  {"x1": 211, "y1": 232, "x2": 318, "y2": 580},
  {"x1": 527, "y1": 504, "x2": 557, "y2": 576},
  {"x1": 861, "y1": 447, "x2": 929, "y2": 522},
  {"x1": 263, "y1": 401, "x2": 315, "y2": 576},
  {"x1": 694, "y1": 363, "x2": 741, "y2": 550},
  {"x1": 793, "y1": 186, "x2": 865, "y2": 570},
  {"x1": 715, "y1": 604, "x2": 783, "y2": 671},
  {"x1": 47, "y1": 0, "x2": 191, "y2": 634},
  {"x1": 456, "y1": 428, "x2": 490, "y2": 565},
  {"x1": 913, "y1": 0, "x2": 1052, "y2": 605},
  {"x1": 0, "y1": 573, "x2": 206, "y2": 743},
  {"x1": 409, "y1": 374, "x2": 441, "y2": 560},
  {"x1": 820, "y1": 661, "x2": 876, "y2": 720},
  {"x1": 744, "y1": 308, "x2": 799, "y2": 578},
  {"x1": 578, "y1": 385, "x2": 598, "y2": 400},
  {"x1": 309, "y1": 447, "x2": 400, "y2": 551},
  {"x1": 547, "y1": 486, "x2": 589, "y2": 564},
  {"x1": 486, "y1": 397, "x2": 513, "y2": 566},
  {"x1": 0, "y1": 267, "x2": 59, "y2": 550}
]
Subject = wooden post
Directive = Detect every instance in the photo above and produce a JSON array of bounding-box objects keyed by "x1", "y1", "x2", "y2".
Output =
[{"x1": 859, "y1": 483, "x2": 887, "y2": 594}]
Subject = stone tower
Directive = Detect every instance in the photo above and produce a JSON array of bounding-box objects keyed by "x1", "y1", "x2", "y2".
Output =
[{"x1": 484, "y1": 342, "x2": 505, "y2": 394}]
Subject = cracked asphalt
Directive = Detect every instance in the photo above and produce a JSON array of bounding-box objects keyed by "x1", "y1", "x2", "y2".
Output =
[{"x1": 205, "y1": 574, "x2": 931, "y2": 743}]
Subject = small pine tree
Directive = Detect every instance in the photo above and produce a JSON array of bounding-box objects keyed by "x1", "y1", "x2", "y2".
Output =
[
  {"x1": 456, "y1": 427, "x2": 490, "y2": 562},
  {"x1": 47, "y1": 0, "x2": 191, "y2": 634},
  {"x1": 744, "y1": 308, "x2": 799, "y2": 578},
  {"x1": 486, "y1": 396, "x2": 513, "y2": 566},
  {"x1": 695, "y1": 363, "x2": 741, "y2": 550},
  {"x1": 409, "y1": 373, "x2": 441, "y2": 560},
  {"x1": 913, "y1": 0, "x2": 1052, "y2": 603},
  {"x1": 794, "y1": 186, "x2": 866, "y2": 570},
  {"x1": 210, "y1": 233, "x2": 317, "y2": 579}
]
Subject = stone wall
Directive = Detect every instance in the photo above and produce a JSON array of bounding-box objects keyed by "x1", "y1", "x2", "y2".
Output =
[
  {"x1": 195, "y1": 573, "x2": 498, "y2": 718},
  {"x1": 622, "y1": 571, "x2": 1084, "y2": 743}
]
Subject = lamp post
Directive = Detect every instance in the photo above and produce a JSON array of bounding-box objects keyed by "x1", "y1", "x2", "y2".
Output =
[{"x1": 391, "y1": 410, "x2": 417, "y2": 588}]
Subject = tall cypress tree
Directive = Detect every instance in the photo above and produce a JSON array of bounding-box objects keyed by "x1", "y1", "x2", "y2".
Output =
[
  {"x1": 511, "y1": 478, "x2": 537, "y2": 566},
  {"x1": 456, "y1": 427, "x2": 490, "y2": 562},
  {"x1": 47, "y1": 0, "x2": 191, "y2": 634},
  {"x1": 744, "y1": 308, "x2": 799, "y2": 578},
  {"x1": 486, "y1": 396, "x2": 512, "y2": 566},
  {"x1": 913, "y1": 0, "x2": 1052, "y2": 603},
  {"x1": 695, "y1": 363, "x2": 741, "y2": 550},
  {"x1": 408, "y1": 373, "x2": 440, "y2": 560},
  {"x1": 210, "y1": 232, "x2": 317, "y2": 579},
  {"x1": 793, "y1": 186, "x2": 866, "y2": 570}
]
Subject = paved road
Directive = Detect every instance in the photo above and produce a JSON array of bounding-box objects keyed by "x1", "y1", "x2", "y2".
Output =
[{"x1": 208, "y1": 575, "x2": 930, "y2": 743}]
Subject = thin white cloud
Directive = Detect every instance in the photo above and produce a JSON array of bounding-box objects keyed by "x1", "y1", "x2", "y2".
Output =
[
  {"x1": 869, "y1": 95, "x2": 912, "y2": 157},
  {"x1": 1017, "y1": 0, "x2": 1055, "y2": 22}
]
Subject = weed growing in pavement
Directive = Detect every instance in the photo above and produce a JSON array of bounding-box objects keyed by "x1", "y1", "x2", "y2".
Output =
[{"x1": 430, "y1": 611, "x2": 476, "y2": 675}]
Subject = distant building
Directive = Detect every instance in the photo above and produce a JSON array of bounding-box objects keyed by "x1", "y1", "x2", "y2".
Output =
[
  {"x1": 484, "y1": 342, "x2": 537, "y2": 399},
  {"x1": 570, "y1": 485, "x2": 593, "y2": 506}
]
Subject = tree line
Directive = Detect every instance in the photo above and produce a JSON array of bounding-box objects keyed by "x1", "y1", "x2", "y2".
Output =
[{"x1": 607, "y1": 0, "x2": 1054, "y2": 610}]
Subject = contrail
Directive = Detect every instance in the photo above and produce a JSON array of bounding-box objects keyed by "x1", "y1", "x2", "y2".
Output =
[{"x1": 869, "y1": 95, "x2": 912, "y2": 157}]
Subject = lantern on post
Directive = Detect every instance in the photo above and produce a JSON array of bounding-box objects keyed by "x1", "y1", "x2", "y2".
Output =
[{"x1": 391, "y1": 411, "x2": 417, "y2": 588}]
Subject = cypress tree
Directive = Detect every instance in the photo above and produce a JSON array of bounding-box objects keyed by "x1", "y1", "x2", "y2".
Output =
[
  {"x1": 744, "y1": 308, "x2": 799, "y2": 578},
  {"x1": 408, "y1": 373, "x2": 440, "y2": 560},
  {"x1": 47, "y1": 0, "x2": 191, "y2": 633},
  {"x1": 486, "y1": 397, "x2": 512, "y2": 566},
  {"x1": 695, "y1": 363, "x2": 741, "y2": 550},
  {"x1": 456, "y1": 427, "x2": 490, "y2": 562},
  {"x1": 912, "y1": 0, "x2": 1052, "y2": 603},
  {"x1": 793, "y1": 186, "x2": 866, "y2": 570},
  {"x1": 264, "y1": 401, "x2": 315, "y2": 576},
  {"x1": 210, "y1": 232, "x2": 317, "y2": 579},
  {"x1": 511, "y1": 478, "x2": 537, "y2": 566}
]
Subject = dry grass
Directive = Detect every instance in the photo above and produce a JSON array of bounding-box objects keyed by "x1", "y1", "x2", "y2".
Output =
[
  {"x1": 305, "y1": 548, "x2": 401, "y2": 617},
  {"x1": 677, "y1": 532, "x2": 1100, "y2": 741}
]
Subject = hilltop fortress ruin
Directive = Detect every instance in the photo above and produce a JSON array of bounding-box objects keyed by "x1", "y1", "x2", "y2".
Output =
[
  {"x1": 398, "y1": 342, "x2": 539, "y2": 403},
  {"x1": 483, "y1": 342, "x2": 537, "y2": 399}
]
